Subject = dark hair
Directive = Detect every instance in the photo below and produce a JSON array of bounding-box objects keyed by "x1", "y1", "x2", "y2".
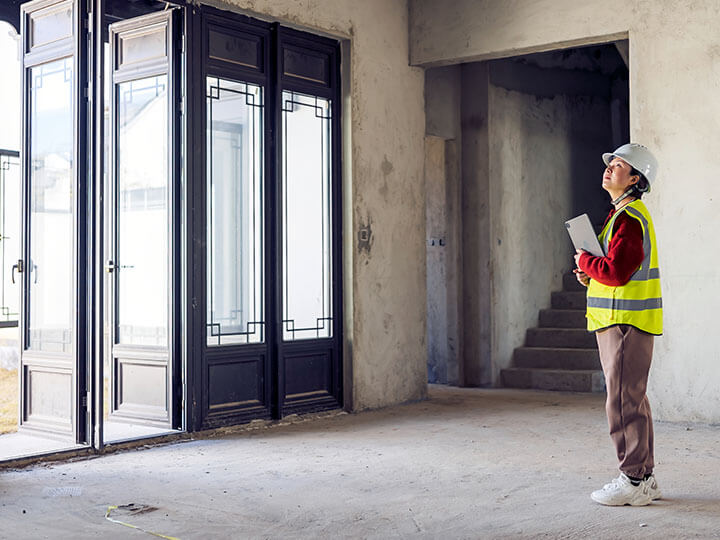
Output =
[{"x1": 629, "y1": 167, "x2": 649, "y2": 199}]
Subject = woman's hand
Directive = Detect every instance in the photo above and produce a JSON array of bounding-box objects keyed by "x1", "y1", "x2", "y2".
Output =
[
  {"x1": 573, "y1": 268, "x2": 590, "y2": 287},
  {"x1": 574, "y1": 249, "x2": 586, "y2": 268}
]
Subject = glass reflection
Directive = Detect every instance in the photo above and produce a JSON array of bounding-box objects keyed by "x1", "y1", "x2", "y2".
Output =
[
  {"x1": 28, "y1": 58, "x2": 74, "y2": 352},
  {"x1": 0, "y1": 154, "x2": 20, "y2": 323},
  {"x1": 116, "y1": 76, "x2": 168, "y2": 347},
  {"x1": 206, "y1": 77, "x2": 264, "y2": 346},
  {"x1": 281, "y1": 91, "x2": 332, "y2": 340}
]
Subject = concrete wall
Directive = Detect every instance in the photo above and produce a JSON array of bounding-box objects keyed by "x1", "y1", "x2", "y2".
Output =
[
  {"x1": 212, "y1": 0, "x2": 427, "y2": 410},
  {"x1": 410, "y1": 0, "x2": 720, "y2": 422}
]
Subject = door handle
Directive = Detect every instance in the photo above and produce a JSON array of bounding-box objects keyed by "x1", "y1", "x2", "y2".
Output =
[
  {"x1": 11, "y1": 259, "x2": 22, "y2": 284},
  {"x1": 105, "y1": 261, "x2": 134, "y2": 273}
]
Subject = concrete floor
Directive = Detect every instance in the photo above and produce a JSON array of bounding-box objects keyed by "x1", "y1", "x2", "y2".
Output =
[{"x1": 1, "y1": 386, "x2": 720, "y2": 539}]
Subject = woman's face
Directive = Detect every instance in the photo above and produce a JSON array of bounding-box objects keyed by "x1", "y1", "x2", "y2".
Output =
[{"x1": 602, "y1": 157, "x2": 639, "y2": 198}]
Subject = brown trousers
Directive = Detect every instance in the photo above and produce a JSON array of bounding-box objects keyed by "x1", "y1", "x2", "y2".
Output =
[{"x1": 596, "y1": 324, "x2": 654, "y2": 478}]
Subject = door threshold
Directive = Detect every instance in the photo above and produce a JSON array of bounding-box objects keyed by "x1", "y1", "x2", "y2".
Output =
[
  {"x1": 0, "y1": 431, "x2": 88, "y2": 463},
  {"x1": 103, "y1": 419, "x2": 180, "y2": 445}
]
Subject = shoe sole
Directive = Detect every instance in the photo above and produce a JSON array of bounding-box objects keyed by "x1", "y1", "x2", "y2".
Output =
[{"x1": 590, "y1": 493, "x2": 652, "y2": 506}]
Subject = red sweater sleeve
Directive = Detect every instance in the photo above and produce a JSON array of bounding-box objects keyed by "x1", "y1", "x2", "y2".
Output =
[{"x1": 578, "y1": 211, "x2": 644, "y2": 287}]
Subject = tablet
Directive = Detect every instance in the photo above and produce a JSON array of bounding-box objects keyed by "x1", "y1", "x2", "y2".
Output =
[{"x1": 564, "y1": 213, "x2": 604, "y2": 257}]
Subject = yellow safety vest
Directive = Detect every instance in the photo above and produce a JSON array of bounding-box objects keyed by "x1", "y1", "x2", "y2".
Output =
[{"x1": 586, "y1": 200, "x2": 663, "y2": 335}]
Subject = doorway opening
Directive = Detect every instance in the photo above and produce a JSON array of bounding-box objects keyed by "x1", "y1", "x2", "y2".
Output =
[
  {"x1": 424, "y1": 41, "x2": 629, "y2": 389},
  {"x1": 489, "y1": 43, "x2": 629, "y2": 391}
]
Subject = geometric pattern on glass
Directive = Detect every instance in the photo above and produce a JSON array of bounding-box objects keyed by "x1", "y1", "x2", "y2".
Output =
[
  {"x1": 116, "y1": 75, "x2": 169, "y2": 347},
  {"x1": 28, "y1": 58, "x2": 74, "y2": 352},
  {"x1": 281, "y1": 91, "x2": 332, "y2": 340},
  {"x1": 0, "y1": 153, "x2": 20, "y2": 323},
  {"x1": 206, "y1": 77, "x2": 264, "y2": 346}
]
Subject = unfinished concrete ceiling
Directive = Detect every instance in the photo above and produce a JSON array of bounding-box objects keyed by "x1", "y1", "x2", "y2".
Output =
[{"x1": 512, "y1": 42, "x2": 628, "y2": 77}]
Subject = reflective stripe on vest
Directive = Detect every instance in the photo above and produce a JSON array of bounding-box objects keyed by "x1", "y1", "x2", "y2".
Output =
[
  {"x1": 587, "y1": 297, "x2": 662, "y2": 311},
  {"x1": 586, "y1": 200, "x2": 663, "y2": 335}
]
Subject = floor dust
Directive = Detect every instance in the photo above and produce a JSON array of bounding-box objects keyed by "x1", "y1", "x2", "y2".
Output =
[{"x1": 1, "y1": 386, "x2": 720, "y2": 539}]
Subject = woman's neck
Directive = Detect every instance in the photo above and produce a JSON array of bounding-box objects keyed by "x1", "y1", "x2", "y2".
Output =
[{"x1": 612, "y1": 195, "x2": 636, "y2": 210}]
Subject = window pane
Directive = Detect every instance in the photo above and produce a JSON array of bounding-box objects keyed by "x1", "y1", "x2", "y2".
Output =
[
  {"x1": 28, "y1": 58, "x2": 74, "y2": 352},
  {"x1": 0, "y1": 154, "x2": 20, "y2": 323},
  {"x1": 116, "y1": 76, "x2": 168, "y2": 347},
  {"x1": 206, "y1": 77, "x2": 264, "y2": 346},
  {"x1": 281, "y1": 91, "x2": 332, "y2": 341}
]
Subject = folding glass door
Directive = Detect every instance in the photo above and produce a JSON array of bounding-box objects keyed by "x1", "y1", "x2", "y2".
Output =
[
  {"x1": 104, "y1": 8, "x2": 180, "y2": 440},
  {"x1": 17, "y1": 0, "x2": 86, "y2": 443}
]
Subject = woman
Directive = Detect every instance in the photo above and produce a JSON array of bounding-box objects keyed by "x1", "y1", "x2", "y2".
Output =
[{"x1": 573, "y1": 143, "x2": 663, "y2": 506}]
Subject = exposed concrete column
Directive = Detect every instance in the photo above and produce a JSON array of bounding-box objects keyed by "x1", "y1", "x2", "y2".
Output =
[
  {"x1": 444, "y1": 138, "x2": 463, "y2": 385},
  {"x1": 425, "y1": 66, "x2": 463, "y2": 385},
  {"x1": 460, "y1": 62, "x2": 492, "y2": 386},
  {"x1": 425, "y1": 136, "x2": 449, "y2": 383}
]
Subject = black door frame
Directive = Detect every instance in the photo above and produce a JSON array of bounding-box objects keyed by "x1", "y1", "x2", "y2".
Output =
[
  {"x1": 8, "y1": 0, "x2": 343, "y2": 456},
  {"x1": 186, "y1": 5, "x2": 343, "y2": 430}
]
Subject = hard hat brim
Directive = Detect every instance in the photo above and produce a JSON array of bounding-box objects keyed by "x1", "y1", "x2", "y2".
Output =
[{"x1": 602, "y1": 152, "x2": 619, "y2": 166}]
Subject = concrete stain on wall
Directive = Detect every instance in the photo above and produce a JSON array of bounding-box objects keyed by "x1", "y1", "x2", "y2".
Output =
[
  {"x1": 381, "y1": 155, "x2": 394, "y2": 176},
  {"x1": 379, "y1": 155, "x2": 394, "y2": 199}
]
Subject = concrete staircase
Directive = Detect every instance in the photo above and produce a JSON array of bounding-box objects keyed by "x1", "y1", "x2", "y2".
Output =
[{"x1": 501, "y1": 273, "x2": 606, "y2": 393}]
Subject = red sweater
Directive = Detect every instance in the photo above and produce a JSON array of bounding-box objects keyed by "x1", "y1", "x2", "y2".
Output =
[{"x1": 578, "y1": 209, "x2": 644, "y2": 287}]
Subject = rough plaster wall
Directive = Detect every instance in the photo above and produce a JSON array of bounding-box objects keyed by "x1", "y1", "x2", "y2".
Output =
[
  {"x1": 634, "y1": 4, "x2": 720, "y2": 423},
  {"x1": 410, "y1": 0, "x2": 720, "y2": 422},
  {"x1": 425, "y1": 66, "x2": 461, "y2": 140},
  {"x1": 215, "y1": 0, "x2": 427, "y2": 410}
]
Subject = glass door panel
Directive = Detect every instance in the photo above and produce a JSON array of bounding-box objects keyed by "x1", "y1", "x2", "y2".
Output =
[
  {"x1": 0, "y1": 152, "x2": 20, "y2": 325},
  {"x1": 281, "y1": 91, "x2": 332, "y2": 341},
  {"x1": 18, "y1": 0, "x2": 81, "y2": 440},
  {"x1": 117, "y1": 75, "x2": 168, "y2": 347},
  {"x1": 106, "y1": 10, "x2": 177, "y2": 434},
  {"x1": 206, "y1": 77, "x2": 264, "y2": 346},
  {"x1": 28, "y1": 58, "x2": 74, "y2": 353}
]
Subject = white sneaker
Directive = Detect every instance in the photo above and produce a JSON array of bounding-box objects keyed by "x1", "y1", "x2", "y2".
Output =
[
  {"x1": 644, "y1": 474, "x2": 662, "y2": 500},
  {"x1": 590, "y1": 473, "x2": 652, "y2": 506}
]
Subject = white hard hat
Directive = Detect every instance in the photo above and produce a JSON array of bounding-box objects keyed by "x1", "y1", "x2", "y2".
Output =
[{"x1": 602, "y1": 143, "x2": 658, "y2": 192}]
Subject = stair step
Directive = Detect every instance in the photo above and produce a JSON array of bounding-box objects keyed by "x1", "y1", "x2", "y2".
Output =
[
  {"x1": 563, "y1": 272, "x2": 587, "y2": 292},
  {"x1": 501, "y1": 367, "x2": 606, "y2": 393},
  {"x1": 551, "y1": 291, "x2": 587, "y2": 310},
  {"x1": 525, "y1": 327, "x2": 596, "y2": 349},
  {"x1": 539, "y1": 309, "x2": 586, "y2": 328},
  {"x1": 514, "y1": 347, "x2": 600, "y2": 370}
]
